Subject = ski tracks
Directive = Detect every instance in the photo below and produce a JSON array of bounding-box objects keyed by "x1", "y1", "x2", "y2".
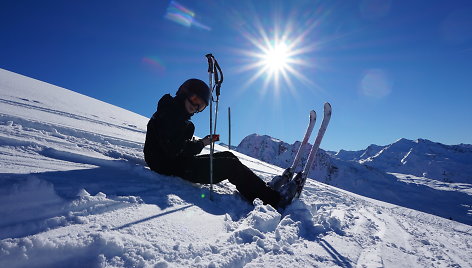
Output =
[
  {"x1": 353, "y1": 205, "x2": 415, "y2": 268},
  {"x1": 352, "y1": 202, "x2": 472, "y2": 268},
  {"x1": 0, "y1": 114, "x2": 146, "y2": 171},
  {"x1": 300, "y1": 179, "x2": 472, "y2": 268},
  {"x1": 390, "y1": 207, "x2": 472, "y2": 267},
  {"x1": 0, "y1": 98, "x2": 146, "y2": 135}
]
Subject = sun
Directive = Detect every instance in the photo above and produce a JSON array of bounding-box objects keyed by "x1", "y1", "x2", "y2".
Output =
[
  {"x1": 262, "y1": 41, "x2": 291, "y2": 73},
  {"x1": 236, "y1": 21, "x2": 318, "y2": 96}
]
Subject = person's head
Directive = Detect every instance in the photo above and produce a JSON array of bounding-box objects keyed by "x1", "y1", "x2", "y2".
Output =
[{"x1": 176, "y1": 79, "x2": 211, "y2": 115}]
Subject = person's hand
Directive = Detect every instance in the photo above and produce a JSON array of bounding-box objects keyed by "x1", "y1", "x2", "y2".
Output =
[{"x1": 201, "y1": 134, "x2": 220, "y2": 146}]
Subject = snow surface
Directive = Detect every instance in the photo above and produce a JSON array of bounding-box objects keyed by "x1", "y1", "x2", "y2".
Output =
[{"x1": 1, "y1": 68, "x2": 471, "y2": 267}]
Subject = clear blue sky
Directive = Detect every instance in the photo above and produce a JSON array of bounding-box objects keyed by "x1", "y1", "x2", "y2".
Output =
[{"x1": 1, "y1": 0, "x2": 471, "y2": 151}]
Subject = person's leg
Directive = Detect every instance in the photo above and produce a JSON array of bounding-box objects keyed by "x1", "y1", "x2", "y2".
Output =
[
  {"x1": 173, "y1": 152, "x2": 226, "y2": 184},
  {"x1": 175, "y1": 152, "x2": 281, "y2": 207}
]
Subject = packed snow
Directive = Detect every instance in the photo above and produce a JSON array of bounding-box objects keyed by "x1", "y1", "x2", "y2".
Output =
[{"x1": 1, "y1": 68, "x2": 471, "y2": 267}]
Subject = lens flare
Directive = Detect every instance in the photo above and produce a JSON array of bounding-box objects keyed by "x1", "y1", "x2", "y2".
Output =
[
  {"x1": 359, "y1": 69, "x2": 393, "y2": 98},
  {"x1": 164, "y1": 0, "x2": 211, "y2": 31},
  {"x1": 142, "y1": 57, "x2": 166, "y2": 74}
]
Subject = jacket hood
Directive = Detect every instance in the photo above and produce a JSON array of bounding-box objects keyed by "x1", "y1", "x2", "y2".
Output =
[{"x1": 157, "y1": 94, "x2": 191, "y2": 120}]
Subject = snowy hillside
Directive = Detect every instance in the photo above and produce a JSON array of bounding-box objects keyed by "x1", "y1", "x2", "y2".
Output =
[
  {"x1": 236, "y1": 134, "x2": 472, "y2": 225},
  {"x1": 1, "y1": 68, "x2": 471, "y2": 267}
]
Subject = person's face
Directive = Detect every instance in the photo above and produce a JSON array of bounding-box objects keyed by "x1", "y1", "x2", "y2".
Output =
[{"x1": 184, "y1": 94, "x2": 206, "y2": 114}]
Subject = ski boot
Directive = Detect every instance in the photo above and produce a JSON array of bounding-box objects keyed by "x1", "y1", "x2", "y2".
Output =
[
  {"x1": 277, "y1": 177, "x2": 300, "y2": 209},
  {"x1": 268, "y1": 168, "x2": 294, "y2": 192}
]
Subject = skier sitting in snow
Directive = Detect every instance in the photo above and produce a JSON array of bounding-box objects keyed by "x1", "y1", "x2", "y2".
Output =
[{"x1": 144, "y1": 79, "x2": 296, "y2": 208}]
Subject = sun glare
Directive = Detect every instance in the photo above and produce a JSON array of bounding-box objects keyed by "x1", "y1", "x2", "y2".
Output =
[
  {"x1": 263, "y1": 42, "x2": 290, "y2": 73},
  {"x1": 235, "y1": 15, "x2": 319, "y2": 96}
]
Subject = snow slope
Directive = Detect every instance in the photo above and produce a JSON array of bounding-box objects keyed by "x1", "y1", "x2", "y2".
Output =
[{"x1": 1, "y1": 68, "x2": 471, "y2": 267}]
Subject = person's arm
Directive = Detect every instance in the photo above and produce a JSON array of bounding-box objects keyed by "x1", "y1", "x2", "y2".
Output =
[
  {"x1": 200, "y1": 135, "x2": 219, "y2": 147},
  {"x1": 180, "y1": 134, "x2": 220, "y2": 156},
  {"x1": 180, "y1": 138, "x2": 205, "y2": 157},
  {"x1": 153, "y1": 115, "x2": 204, "y2": 158}
]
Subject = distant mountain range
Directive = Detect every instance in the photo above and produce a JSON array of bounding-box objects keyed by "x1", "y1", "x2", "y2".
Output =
[
  {"x1": 236, "y1": 134, "x2": 472, "y2": 185},
  {"x1": 335, "y1": 138, "x2": 472, "y2": 183}
]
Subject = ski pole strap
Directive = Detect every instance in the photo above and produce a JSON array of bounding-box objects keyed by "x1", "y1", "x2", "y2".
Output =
[{"x1": 214, "y1": 60, "x2": 223, "y2": 97}]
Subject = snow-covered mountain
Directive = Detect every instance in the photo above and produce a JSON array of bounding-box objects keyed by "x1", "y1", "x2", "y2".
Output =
[
  {"x1": 335, "y1": 144, "x2": 384, "y2": 162},
  {"x1": 236, "y1": 134, "x2": 472, "y2": 225},
  {"x1": 1, "y1": 68, "x2": 471, "y2": 267},
  {"x1": 237, "y1": 135, "x2": 472, "y2": 184},
  {"x1": 337, "y1": 138, "x2": 472, "y2": 183}
]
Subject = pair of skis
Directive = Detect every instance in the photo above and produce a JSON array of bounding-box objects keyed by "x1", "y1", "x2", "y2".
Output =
[{"x1": 269, "y1": 102, "x2": 332, "y2": 203}]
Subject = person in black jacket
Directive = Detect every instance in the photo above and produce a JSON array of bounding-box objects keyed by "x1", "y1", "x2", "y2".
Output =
[{"x1": 144, "y1": 79, "x2": 291, "y2": 208}]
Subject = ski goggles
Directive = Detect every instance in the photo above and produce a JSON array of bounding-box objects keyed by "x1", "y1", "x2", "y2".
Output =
[{"x1": 188, "y1": 95, "x2": 207, "y2": 112}]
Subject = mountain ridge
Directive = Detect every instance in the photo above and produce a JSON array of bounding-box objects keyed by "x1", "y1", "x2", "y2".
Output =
[{"x1": 237, "y1": 134, "x2": 472, "y2": 184}]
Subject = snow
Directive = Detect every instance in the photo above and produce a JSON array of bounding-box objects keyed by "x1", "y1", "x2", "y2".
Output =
[{"x1": 1, "y1": 68, "x2": 471, "y2": 267}]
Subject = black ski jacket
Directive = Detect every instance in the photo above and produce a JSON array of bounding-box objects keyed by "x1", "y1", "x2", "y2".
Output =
[{"x1": 144, "y1": 94, "x2": 204, "y2": 174}]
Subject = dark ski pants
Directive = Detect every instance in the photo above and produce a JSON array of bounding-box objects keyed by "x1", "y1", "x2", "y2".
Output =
[{"x1": 174, "y1": 151, "x2": 281, "y2": 208}]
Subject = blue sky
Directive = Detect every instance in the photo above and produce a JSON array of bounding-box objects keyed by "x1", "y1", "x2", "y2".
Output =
[{"x1": 1, "y1": 0, "x2": 471, "y2": 151}]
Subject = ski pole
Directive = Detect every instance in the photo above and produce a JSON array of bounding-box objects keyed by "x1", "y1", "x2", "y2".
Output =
[
  {"x1": 228, "y1": 107, "x2": 231, "y2": 151},
  {"x1": 206, "y1": 54, "x2": 215, "y2": 200},
  {"x1": 205, "y1": 53, "x2": 224, "y2": 201}
]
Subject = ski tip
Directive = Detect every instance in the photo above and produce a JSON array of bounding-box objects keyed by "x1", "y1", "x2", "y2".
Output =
[
  {"x1": 309, "y1": 110, "x2": 316, "y2": 119},
  {"x1": 324, "y1": 102, "x2": 332, "y2": 115}
]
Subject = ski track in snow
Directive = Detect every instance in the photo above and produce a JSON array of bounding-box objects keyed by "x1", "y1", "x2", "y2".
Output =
[
  {"x1": 0, "y1": 98, "x2": 145, "y2": 134},
  {"x1": 1, "y1": 68, "x2": 472, "y2": 267}
]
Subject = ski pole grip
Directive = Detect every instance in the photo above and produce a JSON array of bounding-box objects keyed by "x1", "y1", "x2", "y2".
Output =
[{"x1": 206, "y1": 54, "x2": 214, "y2": 73}]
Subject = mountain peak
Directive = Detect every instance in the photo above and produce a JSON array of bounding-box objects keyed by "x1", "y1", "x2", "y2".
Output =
[{"x1": 394, "y1": 137, "x2": 413, "y2": 144}]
